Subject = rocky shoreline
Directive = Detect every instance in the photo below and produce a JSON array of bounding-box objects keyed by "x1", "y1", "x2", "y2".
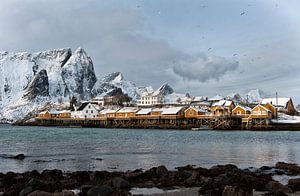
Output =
[{"x1": 0, "y1": 162, "x2": 300, "y2": 196}]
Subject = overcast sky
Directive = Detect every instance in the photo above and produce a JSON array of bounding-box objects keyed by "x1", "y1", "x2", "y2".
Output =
[{"x1": 0, "y1": 0, "x2": 300, "y2": 103}]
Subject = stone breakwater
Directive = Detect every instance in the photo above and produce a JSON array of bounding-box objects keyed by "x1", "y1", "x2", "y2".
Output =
[{"x1": 0, "y1": 162, "x2": 300, "y2": 196}]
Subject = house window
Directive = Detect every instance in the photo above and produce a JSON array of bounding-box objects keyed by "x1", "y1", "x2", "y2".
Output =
[
  {"x1": 190, "y1": 111, "x2": 193, "y2": 115},
  {"x1": 85, "y1": 115, "x2": 87, "y2": 118},
  {"x1": 91, "y1": 110, "x2": 93, "y2": 113},
  {"x1": 93, "y1": 115, "x2": 95, "y2": 118},
  {"x1": 89, "y1": 105, "x2": 91, "y2": 109},
  {"x1": 86, "y1": 110, "x2": 88, "y2": 113}
]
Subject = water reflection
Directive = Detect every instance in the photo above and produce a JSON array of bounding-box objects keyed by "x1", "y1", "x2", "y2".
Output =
[{"x1": 0, "y1": 125, "x2": 299, "y2": 173}]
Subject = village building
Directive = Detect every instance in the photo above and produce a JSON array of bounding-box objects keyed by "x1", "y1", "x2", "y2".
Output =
[
  {"x1": 264, "y1": 102, "x2": 277, "y2": 119},
  {"x1": 261, "y1": 98, "x2": 296, "y2": 115},
  {"x1": 137, "y1": 92, "x2": 164, "y2": 107},
  {"x1": 150, "y1": 108, "x2": 163, "y2": 116},
  {"x1": 184, "y1": 106, "x2": 207, "y2": 118},
  {"x1": 92, "y1": 96, "x2": 105, "y2": 106},
  {"x1": 57, "y1": 110, "x2": 71, "y2": 118},
  {"x1": 136, "y1": 108, "x2": 152, "y2": 116},
  {"x1": 210, "y1": 100, "x2": 235, "y2": 116},
  {"x1": 232, "y1": 105, "x2": 251, "y2": 118},
  {"x1": 160, "y1": 107, "x2": 185, "y2": 119},
  {"x1": 98, "y1": 108, "x2": 120, "y2": 119},
  {"x1": 115, "y1": 107, "x2": 139, "y2": 119},
  {"x1": 250, "y1": 105, "x2": 272, "y2": 119},
  {"x1": 38, "y1": 110, "x2": 51, "y2": 118},
  {"x1": 71, "y1": 102, "x2": 101, "y2": 119}
]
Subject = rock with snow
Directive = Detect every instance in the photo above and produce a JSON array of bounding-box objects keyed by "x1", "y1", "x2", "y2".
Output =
[
  {"x1": 0, "y1": 47, "x2": 98, "y2": 122},
  {"x1": 245, "y1": 89, "x2": 266, "y2": 103},
  {"x1": 153, "y1": 83, "x2": 174, "y2": 96},
  {"x1": 61, "y1": 48, "x2": 97, "y2": 99},
  {"x1": 22, "y1": 69, "x2": 49, "y2": 100},
  {"x1": 92, "y1": 72, "x2": 140, "y2": 100}
]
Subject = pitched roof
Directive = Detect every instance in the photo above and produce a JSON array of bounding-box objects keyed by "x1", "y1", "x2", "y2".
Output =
[
  {"x1": 77, "y1": 103, "x2": 100, "y2": 111},
  {"x1": 77, "y1": 102, "x2": 90, "y2": 111},
  {"x1": 136, "y1": 108, "x2": 152, "y2": 115},
  {"x1": 251, "y1": 104, "x2": 270, "y2": 112},
  {"x1": 161, "y1": 107, "x2": 184, "y2": 115},
  {"x1": 99, "y1": 108, "x2": 120, "y2": 114},
  {"x1": 116, "y1": 107, "x2": 139, "y2": 113},
  {"x1": 261, "y1": 98, "x2": 291, "y2": 107},
  {"x1": 233, "y1": 105, "x2": 251, "y2": 112},
  {"x1": 185, "y1": 107, "x2": 206, "y2": 113}
]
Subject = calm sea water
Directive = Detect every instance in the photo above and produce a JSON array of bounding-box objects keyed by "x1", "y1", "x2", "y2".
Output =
[{"x1": 0, "y1": 125, "x2": 299, "y2": 173}]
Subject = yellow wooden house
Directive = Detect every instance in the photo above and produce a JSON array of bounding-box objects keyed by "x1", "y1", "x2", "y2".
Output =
[
  {"x1": 38, "y1": 110, "x2": 51, "y2": 118},
  {"x1": 184, "y1": 107, "x2": 206, "y2": 118},
  {"x1": 150, "y1": 108, "x2": 163, "y2": 116},
  {"x1": 115, "y1": 107, "x2": 139, "y2": 119},
  {"x1": 98, "y1": 108, "x2": 120, "y2": 119},
  {"x1": 250, "y1": 105, "x2": 272, "y2": 119},
  {"x1": 160, "y1": 107, "x2": 185, "y2": 119},
  {"x1": 57, "y1": 110, "x2": 71, "y2": 118},
  {"x1": 210, "y1": 100, "x2": 235, "y2": 116},
  {"x1": 264, "y1": 102, "x2": 277, "y2": 119},
  {"x1": 232, "y1": 105, "x2": 251, "y2": 118}
]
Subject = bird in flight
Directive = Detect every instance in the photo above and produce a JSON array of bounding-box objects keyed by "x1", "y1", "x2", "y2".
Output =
[{"x1": 240, "y1": 12, "x2": 245, "y2": 16}]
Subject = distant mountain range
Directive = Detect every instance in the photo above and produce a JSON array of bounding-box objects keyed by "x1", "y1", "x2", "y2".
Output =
[{"x1": 0, "y1": 47, "x2": 268, "y2": 122}]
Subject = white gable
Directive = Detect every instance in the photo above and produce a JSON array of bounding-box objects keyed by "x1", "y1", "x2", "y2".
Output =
[{"x1": 261, "y1": 98, "x2": 290, "y2": 107}]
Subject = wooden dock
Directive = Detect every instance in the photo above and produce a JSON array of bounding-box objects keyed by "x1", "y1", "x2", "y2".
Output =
[{"x1": 35, "y1": 115, "x2": 272, "y2": 130}]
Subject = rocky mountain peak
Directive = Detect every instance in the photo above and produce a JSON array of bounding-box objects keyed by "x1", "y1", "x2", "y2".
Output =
[
  {"x1": 101, "y1": 72, "x2": 124, "y2": 83},
  {"x1": 154, "y1": 83, "x2": 174, "y2": 96},
  {"x1": 22, "y1": 69, "x2": 49, "y2": 100}
]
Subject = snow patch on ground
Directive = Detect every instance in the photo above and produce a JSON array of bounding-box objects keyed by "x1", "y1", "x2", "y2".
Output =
[{"x1": 272, "y1": 113, "x2": 300, "y2": 124}]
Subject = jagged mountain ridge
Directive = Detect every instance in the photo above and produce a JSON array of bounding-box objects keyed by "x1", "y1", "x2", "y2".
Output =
[
  {"x1": 0, "y1": 47, "x2": 163, "y2": 122},
  {"x1": 0, "y1": 47, "x2": 97, "y2": 121},
  {"x1": 226, "y1": 89, "x2": 268, "y2": 104}
]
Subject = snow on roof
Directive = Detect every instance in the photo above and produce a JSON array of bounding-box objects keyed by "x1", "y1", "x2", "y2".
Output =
[
  {"x1": 193, "y1": 96, "x2": 207, "y2": 102},
  {"x1": 59, "y1": 110, "x2": 71, "y2": 113},
  {"x1": 164, "y1": 93, "x2": 187, "y2": 104},
  {"x1": 224, "y1": 100, "x2": 234, "y2": 107},
  {"x1": 212, "y1": 100, "x2": 226, "y2": 106},
  {"x1": 39, "y1": 111, "x2": 49, "y2": 114},
  {"x1": 136, "y1": 108, "x2": 152, "y2": 115},
  {"x1": 116, "y1": 107, "x2": 139, "y2": 113},
  {"x1": 99, "y1": 108, "x2": 120, "y2": 114},
  {"x1": 261, "y1": 98, "x2": 291, "y2": 107},
  {"x1": 186, "y1": 107, "x2": 206, "y2": 113},
  {"x1": 152, "y1": 108, "x2": 163, "y2": 112},
  {"x1": 251, "y1": 104, "x2": 270, "y2": 112},
  {"x1": 49, "y1": 110, "x2": 60, "y2": 115},
  {"x1": 93, "y1": 96, "x2": 104, "y2": 100},
  {"x1": 161, "y1": 107, "x2": 184, "y2": 115},
  {"x1": 233, "y1": 105, "x2": 251, "y2": 111}
]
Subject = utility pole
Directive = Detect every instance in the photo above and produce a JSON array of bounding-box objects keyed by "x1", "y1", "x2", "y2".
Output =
[{"x1": 276, "y1": 92, "x2": 278, "y2": 119}]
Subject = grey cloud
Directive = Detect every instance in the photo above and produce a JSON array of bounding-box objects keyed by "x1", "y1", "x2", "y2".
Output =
[
  {"x1": 0, "y1": 0, "x2": 185, "y2": 88},
  {"x1": 173, "y1": 55, "x2": 239, "y2": 82}
]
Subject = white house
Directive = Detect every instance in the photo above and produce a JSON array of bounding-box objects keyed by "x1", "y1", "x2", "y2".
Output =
[
  {"x1": 71, "y1": 102, "x2": 101, "y2": 118},
  {"x1": 92, "y1": 96, "x2": 105, "y2": 106},
  {"x1": 137, "y1": 92, "x2": 164, "y2": 106}
]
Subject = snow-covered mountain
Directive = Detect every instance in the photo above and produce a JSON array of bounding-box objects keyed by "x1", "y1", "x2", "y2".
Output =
[
  {"x1": 226, "y1": 89, "x2": 267, "y2": 104},
  {"x1": 91, "y1": 72, "x2": 141, "y2": 100},
  {"x1": 0, "y1": 47, "x2": 97, "y2": 122}
]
